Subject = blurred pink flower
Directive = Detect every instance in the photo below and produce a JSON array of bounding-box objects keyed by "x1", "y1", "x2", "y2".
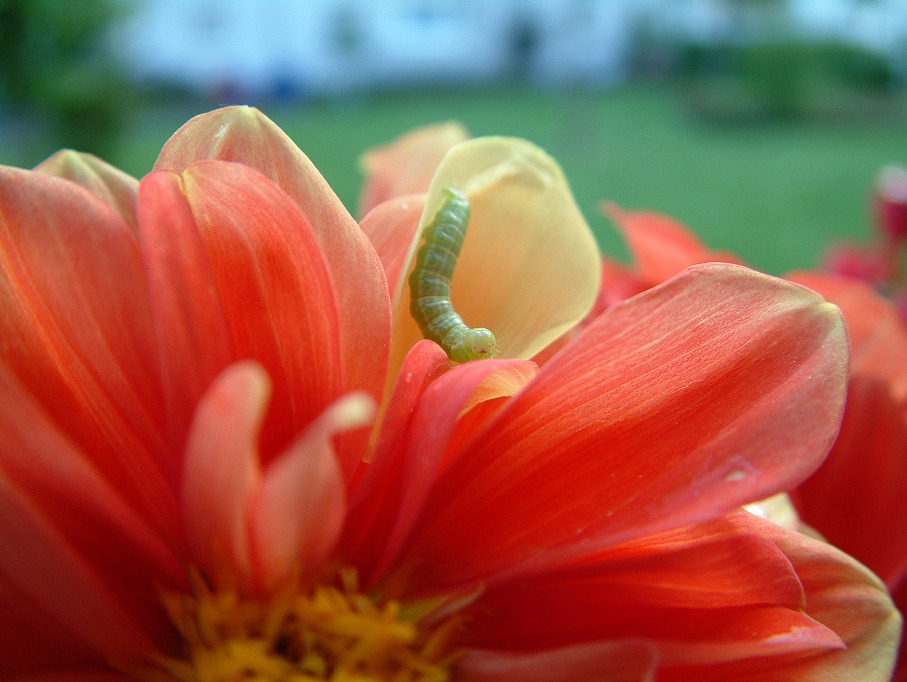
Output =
[{"x1": 875, "y1": 165, "x2": 907, "y2": 243}]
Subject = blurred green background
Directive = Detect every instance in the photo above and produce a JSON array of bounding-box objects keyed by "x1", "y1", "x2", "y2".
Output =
[{"x1": 1, "y1": 0, "x2": 906, "y2": 276}]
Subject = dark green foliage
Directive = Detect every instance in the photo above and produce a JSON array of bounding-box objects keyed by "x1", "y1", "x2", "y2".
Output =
[
  {"x1": 674, "y1": 37, "x2": 897, "y2": 122},
  {"x1": 0, "y1": 0, "x2": 132, "y2": 157}
]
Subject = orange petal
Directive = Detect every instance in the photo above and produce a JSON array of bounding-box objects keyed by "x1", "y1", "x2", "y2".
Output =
[
  {"x1": 35, "y1": 150, "x2": 139, "y2": 230},
  {"x1": 458, "y1": 509, "x2": 898, "y2": 679},
  {"x1": 0, "y1": 468, "x2": 157, "y2": 665},
  {"x1": 357, "y1": 121, "x2": 470, "y2": 216},
  {"x1": 392, "y1": 137, "x2": 601, "y2": 373},
  {"x1": 341, "y1": 340, "x2": 451, "y2": 572},
  {"x1": 360, "y1": 193, "x2": 426, "y2": 298},
  {"x1": 587, "y1": 256, "x2": 649, "y2": 320},
  {"x1": 249, "y1": 392, "x2": 374, "y2": 588},
  {"x1": 602, "y1": 202, "x2": 741, "y2": 285},
  {"x1": 463, "y1": 515, "x2": 808, "y2": 654},
  {"x1": 155, "y1": 107, "x2": 391, "y2": 413},
  {"x1": 457, "y1": 516, "x2": 857, "y2": 678},
  {"x1": 0, "y1": 366, "x2": 184, "y2": 669},
  {"x1": 0, "y1": 364, "x2": 184, "y2": 588},
  {"x1": 788, "y1": 271, "x2": 907, "y2": 404},
  {"x1": 457, "y1": 641, "x2": 658, "y2": 682},
  {"x1": 400, "y1": 264, "x2": 848, "y2": 591},
  {"x1": 137, "y1": 170, "x2": 234, "y2": 454},
  {"x1": 179, "y1": 160, "x2": 347, "y2": 469},
  {"x1": 794, "y1": 376, "x2": 907, "y2": 588},
  {"x1": 368, "y1": 356, "x2": 538, "y2": 585},
  {"x1": 689, "y1": 512, "x2": 902, "y2": 681},
  {"x1": 0, "y1": 167, "x2": 177, "y2": 531}
]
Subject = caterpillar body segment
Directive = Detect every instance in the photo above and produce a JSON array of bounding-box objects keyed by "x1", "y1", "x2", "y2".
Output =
[{"x1": 409, "y1": 188, "x2": 497, "y2": 362}]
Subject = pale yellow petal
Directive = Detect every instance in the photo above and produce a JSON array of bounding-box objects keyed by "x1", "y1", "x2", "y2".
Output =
[{"x1": 392, "y1": 137, "x2": 600, "y2": 374}]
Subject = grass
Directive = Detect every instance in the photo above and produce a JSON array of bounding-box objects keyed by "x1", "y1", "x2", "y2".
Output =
[{"x1": 4, "y1": 83, "x2": 906, "y2": 275}]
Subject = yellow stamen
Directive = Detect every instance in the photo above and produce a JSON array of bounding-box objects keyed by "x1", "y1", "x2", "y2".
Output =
[{"x1": 128, "y1": 569, "x2": 463, "y2": 682}]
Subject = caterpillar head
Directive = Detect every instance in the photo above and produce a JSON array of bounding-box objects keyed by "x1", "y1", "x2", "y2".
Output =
[{"x1": 461, "y1": 327, "x2": 497, "y2": 361}]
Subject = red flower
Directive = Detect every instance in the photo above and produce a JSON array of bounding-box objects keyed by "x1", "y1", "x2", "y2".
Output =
[{"x1": 0, "y1": 110, "x2": 897, "y2": 680}]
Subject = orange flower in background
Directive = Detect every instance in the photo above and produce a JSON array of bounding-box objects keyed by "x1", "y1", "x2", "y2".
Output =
[
  {"x1": 0, "y1": 111, "x2": 899, "y2": 680},
  {"x1": 357, "y1": 120, "x2": 470, "y2": 217},
  {"x1": 590, "y1": 202, "x2": 742, "y2": 318}
]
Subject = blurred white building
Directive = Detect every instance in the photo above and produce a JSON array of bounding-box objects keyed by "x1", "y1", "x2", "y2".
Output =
[
  {"x1": 114, "y1": 0, "x2": 907, "y2": 98},
  {"x1": 114, "y1": 0, "x2": 658, "y2": 97}
]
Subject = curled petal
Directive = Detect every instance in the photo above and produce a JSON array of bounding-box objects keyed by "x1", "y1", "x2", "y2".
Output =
[
  {"x1": 249, "y1": 392, "x2": 375, "y2": 588},
  {"x1": 401, "y1": 264, "x2": 848, "y2": 591},
  {"x1": 391, "y1": 137, "x2": 601, "y2": 373},
  {"x1": 371, "y1": 356, "x2": 538, "y2": 585},
  {"x1": 357, "y1": 121, "x2": 470, "y2": 216},
  {"x1": 34, "y1": 151, "x2": 139, "y2": 230},
  {"x1": 462, "y1": 514, "x2": 808, "y2": 653},
  {"x1": 461, "y1": 510, "x2": 897, "y2": 680}
]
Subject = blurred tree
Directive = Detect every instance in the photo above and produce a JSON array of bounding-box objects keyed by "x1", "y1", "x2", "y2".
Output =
[{"x1": 0, "y1": 0, "x2": 132, "y2": 159}]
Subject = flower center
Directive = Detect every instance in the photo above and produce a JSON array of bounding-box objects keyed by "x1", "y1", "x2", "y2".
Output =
[{"x1": 133, "y1": 570, "x2": 461, "y2": 682}]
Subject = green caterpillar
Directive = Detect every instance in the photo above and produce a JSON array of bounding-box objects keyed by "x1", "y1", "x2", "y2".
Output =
[{"x1": 409, "y1": 188, "x2": 497, "y2": 362}]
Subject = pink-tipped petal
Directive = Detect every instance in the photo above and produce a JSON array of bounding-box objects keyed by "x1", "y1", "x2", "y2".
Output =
[
  {"x1": 182, "y1": 362, "x2": 269, "y2": 588},
  {"x1": 249, "y1": 393, "x2": 375, "y2": 588}
]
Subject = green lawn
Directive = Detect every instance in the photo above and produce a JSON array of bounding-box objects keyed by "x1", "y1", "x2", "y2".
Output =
[{"x1": 6, "y1": 84, "x2": 907, "y2": 275}]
